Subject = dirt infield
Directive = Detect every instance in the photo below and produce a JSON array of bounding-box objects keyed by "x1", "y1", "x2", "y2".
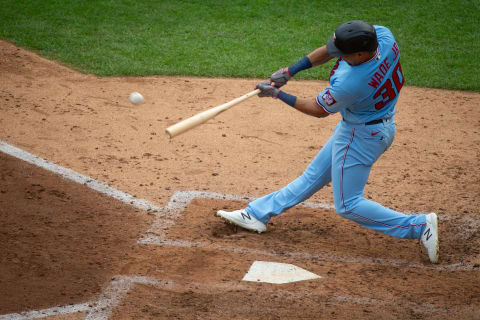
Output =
[{"x1": 0, "y1": 39, "x2": 479, "y2": 319}]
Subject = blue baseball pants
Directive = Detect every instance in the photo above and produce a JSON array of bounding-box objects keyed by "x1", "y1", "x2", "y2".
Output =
[{"x1": 246, "y1": 119, "x2": 426, "y2": 239}]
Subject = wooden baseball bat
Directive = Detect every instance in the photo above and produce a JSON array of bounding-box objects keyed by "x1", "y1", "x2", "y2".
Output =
[{"x1": 165, "y1": 89, "x2": 261, "y2": 139}]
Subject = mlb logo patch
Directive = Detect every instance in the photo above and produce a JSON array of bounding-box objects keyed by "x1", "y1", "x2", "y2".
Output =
[{"x1": 321, "y1": 89, "x2": 337, "y2": 107}]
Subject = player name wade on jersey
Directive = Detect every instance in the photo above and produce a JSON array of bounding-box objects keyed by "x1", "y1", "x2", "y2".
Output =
[{"x1": 368, "y1": 42, "x2": 400, "y2": 89}]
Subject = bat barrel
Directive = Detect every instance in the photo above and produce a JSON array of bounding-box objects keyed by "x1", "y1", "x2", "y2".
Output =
[
  {"x1": 165, "y1": 108, "x2": 220, "y2": 138},
  {"x1": 165, "y1": 89, "x2": 260, "y2": 139}
]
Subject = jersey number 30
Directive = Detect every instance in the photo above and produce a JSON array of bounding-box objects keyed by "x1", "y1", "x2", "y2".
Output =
[{"x1": 373, "y1": 61, "x2": 404, "y2": 110}]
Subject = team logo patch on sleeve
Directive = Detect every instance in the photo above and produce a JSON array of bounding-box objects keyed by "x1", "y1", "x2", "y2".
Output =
[{"x1": 321, "y1": 89, "x2": 337, "y2": 107}]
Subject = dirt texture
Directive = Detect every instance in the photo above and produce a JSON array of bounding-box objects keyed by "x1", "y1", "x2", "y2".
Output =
[
  {"x1": 0, "y1": 39, "x2": 479, "y2": 319},
  {"x1": 0, "y1": 153, "x2": 153, "y2": 314}
]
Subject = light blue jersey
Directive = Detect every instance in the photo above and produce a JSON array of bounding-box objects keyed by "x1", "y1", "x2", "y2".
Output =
[
  {"x1": 246, "y1": 25, "x2": 429, "y2": 242},
  {"x1": 316, "y1": 26, "x2": 405, "y2": 124}
]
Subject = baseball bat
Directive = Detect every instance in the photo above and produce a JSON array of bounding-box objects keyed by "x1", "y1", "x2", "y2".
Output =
[{"x1": 165, "y1": 88, "x2": 261, "y2": 139}]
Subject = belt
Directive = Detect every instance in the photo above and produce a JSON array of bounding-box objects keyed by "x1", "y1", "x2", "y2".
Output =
[{"x1": 365, "y1": 118, "x2": 391, "y2": 125}]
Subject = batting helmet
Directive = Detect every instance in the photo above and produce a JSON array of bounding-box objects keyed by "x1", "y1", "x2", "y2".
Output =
[{"x1": 326, "y1": 20, "x2": 378, "y2": 57}]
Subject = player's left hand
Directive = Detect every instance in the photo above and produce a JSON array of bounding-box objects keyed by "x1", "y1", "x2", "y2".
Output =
[
  {"x1": 270, "y1": 67, "x2": 291, "y2": 88},
  {"x1": 256, "y1": 81, "x2": 280, "y2": 98}
]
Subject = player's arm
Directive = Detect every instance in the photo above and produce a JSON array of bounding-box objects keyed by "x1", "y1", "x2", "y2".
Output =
[
  {"x1": 307, "y1": 45, "x2": 335, "y2": 66},
  {"x1": 271, "y1": 45, "x2": 334, "y2": 87},
  {"x1": 255, "y1": 82, "x2": 329, "y2": 118},
  {"x1": 292, "y1": 97, "x2": 329, "y2": 118}
]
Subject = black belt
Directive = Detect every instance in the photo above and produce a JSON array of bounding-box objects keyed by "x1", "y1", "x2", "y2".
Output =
[{"x1": 365, "y1": 118, "x2": 390, "y2": 125}]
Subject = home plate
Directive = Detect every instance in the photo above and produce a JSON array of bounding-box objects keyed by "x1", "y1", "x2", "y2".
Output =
[{"x1": 242, "y1": 261, "x2": 321, "y2": 284}]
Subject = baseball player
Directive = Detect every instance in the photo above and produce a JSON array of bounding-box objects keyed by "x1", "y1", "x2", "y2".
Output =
[{"x1": 217, "y1": 20, "x2": 439, "y2": 263}]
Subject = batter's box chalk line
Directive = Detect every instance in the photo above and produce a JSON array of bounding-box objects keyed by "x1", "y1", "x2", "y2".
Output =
[
  {"x1": 0, "y1": 140, "x2": 478, "y2": 272},
  {"x1": 139, "y1": 190, "x2": 479, "y2": 271},
  {"x1": 1, "y1": 274, "x2": 462, "y2": 320},
  {"x1": 0, "y1": 276, "x2": 155, "y2": 320},
  {"x1": 0, "y1": 141, "x2": 161, "y2": 213},
  {"x1": 0, "y1": 141, "x2": 479, "y2": 319}
]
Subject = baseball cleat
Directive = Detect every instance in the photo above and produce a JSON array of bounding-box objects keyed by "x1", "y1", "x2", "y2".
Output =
[
  {"x1": 421, "y1": 213, "x2": 439, "y2": 263},
  {"x1": 217, "y1": 209, "x2": 266, "y2": 233}
]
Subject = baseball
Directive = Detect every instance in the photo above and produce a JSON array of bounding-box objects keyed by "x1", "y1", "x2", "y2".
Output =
[{"x1": 129, "y1": 92, "x2": 144, "y2": 105}]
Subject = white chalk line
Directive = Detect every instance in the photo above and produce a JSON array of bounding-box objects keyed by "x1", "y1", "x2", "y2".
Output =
[
  {"x1": 0, "y1": 302, "x2": 93, "y2": 320},
  {"x1": 139, "y1": 235, "x2": 476, "y2": 271},
  {"x1": 0, "y1": 141, "x2": 479, "y2": 318},
  {"x1": 1, "y1": 274, "x2": 473, "y2": 319},
  {"x1": 1, "y1": 140, "x2": 476, "y2": 271},
  {"x1": 84, "y1": 277, "x2": 134, "y2": 320},
  {"x1": 0, "y1": 276, "x2": 249, "y2": 320},
  {"x1": 94, "y1": 276, "x2": 476, "y2": 315},
  {"x1": 139, "y1": 190, "x2": 480, "y2": 271},
  {"x1": 0, "y1": 141, "x2": 160, "y2": 213}
]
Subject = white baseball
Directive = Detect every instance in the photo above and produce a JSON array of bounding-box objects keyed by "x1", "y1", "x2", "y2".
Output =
[{"x1": 129, "y1": 92, "x2": 144, "y2": 105}]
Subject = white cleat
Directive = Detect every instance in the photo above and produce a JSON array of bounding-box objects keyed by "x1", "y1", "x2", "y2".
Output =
[
  {"x1": 421, "y1": 213, "x2": 439, "y2": 263},
  {"x1": 217, "y1": 209, "x2": 266, "y2": 233}
]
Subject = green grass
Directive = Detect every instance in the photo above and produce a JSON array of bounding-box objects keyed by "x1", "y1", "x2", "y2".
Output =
[{"x1": 0, "y1": 0, "x2": 478, "y2": 91}]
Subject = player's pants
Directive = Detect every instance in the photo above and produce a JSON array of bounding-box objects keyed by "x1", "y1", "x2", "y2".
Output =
[{"x1": 246, "y1": 119, "x2": 427, "y2": 239}]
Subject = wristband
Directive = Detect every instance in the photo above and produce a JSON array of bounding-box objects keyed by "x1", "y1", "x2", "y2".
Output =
[
  {"x1": 278, "y1": 91, "x2": 297, "y2": 107},
  {"x1": 288, "y1": 56, "x2": 313, "y2": 76}
]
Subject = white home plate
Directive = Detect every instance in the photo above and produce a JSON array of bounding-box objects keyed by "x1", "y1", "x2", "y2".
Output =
[{"x1": 242, "y1": 261, "x2": 321, "y2": 284}]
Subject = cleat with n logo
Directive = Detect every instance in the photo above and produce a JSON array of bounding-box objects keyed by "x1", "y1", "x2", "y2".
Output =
[
  {"x1": 217, "y1": 209, "x2": 266, "y2": 233},
  {"x1": 420, "y1": 213, "x2": 439, "y2": 263}
]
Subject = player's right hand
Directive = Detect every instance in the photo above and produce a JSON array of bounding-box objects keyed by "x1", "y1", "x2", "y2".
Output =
[
  {"x1": 270, "y1": 67, "x2": 292, "y2": 88},
  {"x1": 256, "y1": 81, "x2": 280, "y2": 98}
]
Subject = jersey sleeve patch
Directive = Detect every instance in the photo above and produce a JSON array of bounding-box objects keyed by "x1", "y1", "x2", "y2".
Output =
[
  {"x1": 321, "y1": 89, "x2": 337, "y2": 107},
  {"x1": 315, "y1": 95, "x2": 334, "y2": 114}
]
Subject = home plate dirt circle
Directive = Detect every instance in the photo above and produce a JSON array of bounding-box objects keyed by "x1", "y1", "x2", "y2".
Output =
[
  {"x1": 1, "y1": 147, "x2": 479, "y2": 319},
  {"x1": 0, "y1": 39, "x2": 479, "y2": 319}
]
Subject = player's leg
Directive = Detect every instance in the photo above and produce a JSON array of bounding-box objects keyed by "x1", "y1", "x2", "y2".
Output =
[
  {"x1": 245, "y1": 135, "x2": 333, "y2": 224},
  {"x1": 218, "y1": 123, "x2": 340, "y2": 230},
  {"x1": 331, "y1": 121, "x2": 427, "y2": 239},
  {"x1": 335, "y1": 162, "x2": 427, "y2": 239}
]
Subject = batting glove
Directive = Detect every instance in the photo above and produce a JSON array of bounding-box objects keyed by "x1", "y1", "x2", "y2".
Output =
[
  {"x1": 256, "y1": 81, "x2": 280, "y2": 98},
  {"x1": 270, "y1": 67, "x2": 292, "y2": 88}
]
